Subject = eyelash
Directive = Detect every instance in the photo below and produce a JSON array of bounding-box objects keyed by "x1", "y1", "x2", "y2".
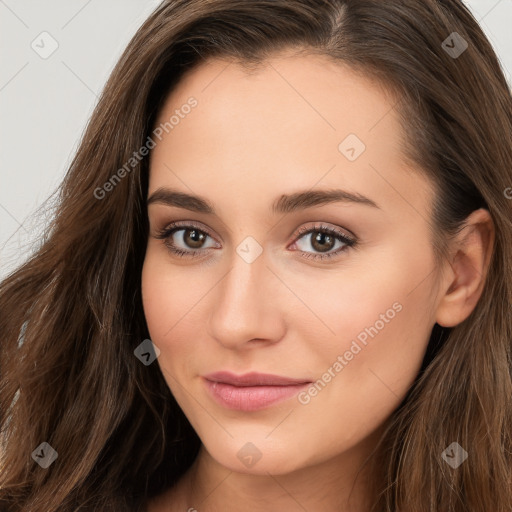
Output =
[{"x1": 154, "y1": 221, "x2": 357, "y2": 261}]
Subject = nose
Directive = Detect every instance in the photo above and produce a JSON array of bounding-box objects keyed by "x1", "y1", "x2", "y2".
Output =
[{"x1": 206, "y1": 246, "x2": 287, "y2": 350}]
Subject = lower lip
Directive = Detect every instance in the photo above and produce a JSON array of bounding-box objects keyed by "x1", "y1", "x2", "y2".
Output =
[{"x1": 203, "y1": 379, "x2": 310, "y2": 411}]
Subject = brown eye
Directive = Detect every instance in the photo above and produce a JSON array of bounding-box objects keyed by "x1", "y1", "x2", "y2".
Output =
[
  {"x1": 309, "y1": 231, "x2": 336, "y2": 253},
  {"x1": 153, "y1": 221, "x2": 220, "y2": 258},
  {"x1": 291, "y1": 223, "x2": 357, "y2": 261},
  {"x1": 182, "y1": 228, "x2": 208, "y2": 249}
]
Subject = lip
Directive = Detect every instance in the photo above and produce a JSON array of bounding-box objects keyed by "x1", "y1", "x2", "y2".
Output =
[{"x1": 203, "y1": 371, "x2": 312, "y2": 411}]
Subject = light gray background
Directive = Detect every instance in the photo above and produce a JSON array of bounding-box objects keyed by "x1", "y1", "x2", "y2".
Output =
[{"x1": 0, "y1": 0, "x2": 511, "y2": 279}]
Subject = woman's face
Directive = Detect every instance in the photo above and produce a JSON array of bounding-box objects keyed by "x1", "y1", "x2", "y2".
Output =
[{"x1": 142, "y1": 51, "x2": 443, "y2": 475}]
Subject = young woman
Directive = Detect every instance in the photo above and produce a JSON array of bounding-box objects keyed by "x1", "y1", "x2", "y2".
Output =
[{"x1": 1, "y1": 1, "x2": 511, "y2": 511}]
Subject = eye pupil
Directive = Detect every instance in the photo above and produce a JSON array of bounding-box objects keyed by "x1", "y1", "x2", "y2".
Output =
[{"x1": 311, "y1": 232, "x2": 335, "y2": 253}]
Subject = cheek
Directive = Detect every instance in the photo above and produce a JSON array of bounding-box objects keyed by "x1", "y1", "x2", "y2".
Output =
[
  {"x1": 141, "y1": 247, "x2": 216, "y2": 381},
  {"x1": 141, "y1": 252, "x2": 171, "y2": 341},
  {"x1": 285, "y1": 252, "x2": 435, "y2": 453},
  {"x1": 141, "y1": 247, "x2": 201, "y2": 340},
  {"x1": 290, "y1": 240, "x2": 436, "y2": 390}
]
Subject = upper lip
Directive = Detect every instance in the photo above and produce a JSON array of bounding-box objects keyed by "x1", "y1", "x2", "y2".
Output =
[{"x1": 203, "y1": 371, "x2": 311, "y2": 387}]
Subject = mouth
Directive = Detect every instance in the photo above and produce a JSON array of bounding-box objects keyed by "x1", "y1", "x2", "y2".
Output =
[{"x1": 202, "y1": 371, "x2": 312, "y2": 411}]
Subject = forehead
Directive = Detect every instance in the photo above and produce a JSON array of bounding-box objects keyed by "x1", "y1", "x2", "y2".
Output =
[{"x1": 148, "y1": 51, "x2": 434, "y2": 224}]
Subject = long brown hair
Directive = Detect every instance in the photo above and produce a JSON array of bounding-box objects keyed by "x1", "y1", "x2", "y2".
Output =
[{"x1": 1, "y1": 1, "x2": 511, "y2": 510}]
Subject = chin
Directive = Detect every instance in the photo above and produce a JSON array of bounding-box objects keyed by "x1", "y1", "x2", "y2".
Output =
[{"x1": 204, "y1": 437, "x2": 309, "y2": 476}]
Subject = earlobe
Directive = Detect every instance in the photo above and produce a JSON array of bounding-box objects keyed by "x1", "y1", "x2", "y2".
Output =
[{"x1": 435, "y1": 208, "x2": 495, "y2": 328}]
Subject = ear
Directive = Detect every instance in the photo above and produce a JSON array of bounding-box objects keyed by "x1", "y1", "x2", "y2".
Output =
[{"x1": 435, "y1": 208, "x2": 495, "y2": 328}]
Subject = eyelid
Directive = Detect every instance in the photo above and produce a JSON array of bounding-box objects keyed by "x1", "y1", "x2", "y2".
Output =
[
  {"x1": 157, "y1": 219, "x2": 219, "y2": 243},
  {"x1": 291, "y1": 222, "x2": 356, "y2": 244},
  {"x1": 155, "y1": 220, "x2": 355, "y2": 243},
  {"x1": 153, "y1": 219, "x2": 357, "y2": 260}
]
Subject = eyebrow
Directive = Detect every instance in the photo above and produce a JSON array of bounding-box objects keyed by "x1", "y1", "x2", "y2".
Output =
[{"x1": 147, "y1": 187, "x2": 380, "y2": 214}]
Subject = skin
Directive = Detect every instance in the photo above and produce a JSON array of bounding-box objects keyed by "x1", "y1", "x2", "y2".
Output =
[{"x1": 142, "y1": 49, "x2": 494, "y2": 511}]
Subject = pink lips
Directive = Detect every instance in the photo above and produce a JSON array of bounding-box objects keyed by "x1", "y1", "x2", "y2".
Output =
[{"x1": 203, "y1": 371, "x2": 311, "y2": 411}]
